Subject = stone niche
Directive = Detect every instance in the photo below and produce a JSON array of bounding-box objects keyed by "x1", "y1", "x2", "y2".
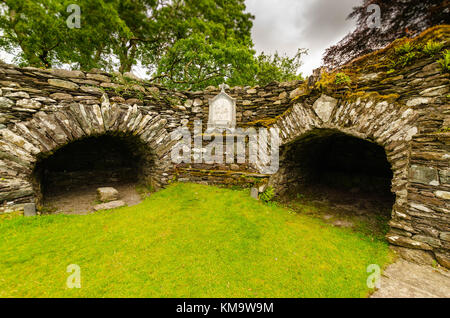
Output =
[{"x1": 207, "y1": 84, "x2": 236, "y2": 130}]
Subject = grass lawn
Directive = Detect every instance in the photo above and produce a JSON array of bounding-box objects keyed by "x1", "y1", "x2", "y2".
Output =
[{"x1": 0, "y1": 183, "x2": 393, "y2": 298}]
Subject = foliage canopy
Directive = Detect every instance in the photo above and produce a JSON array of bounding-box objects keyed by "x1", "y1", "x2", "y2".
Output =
[{"x1": 0, "y1": 0, "x2": 306, "y2": 89}]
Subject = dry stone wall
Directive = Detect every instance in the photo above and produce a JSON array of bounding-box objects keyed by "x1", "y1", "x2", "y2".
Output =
[
  {"x1": 269, "y1": 26, "x2": 450, "y2": 268},
  {"x1": 0, "y1": 26, "x2": 449, "y2": 268},
  {"x1": 0, "y1": 62, "x2": 300, "y2": 212}
]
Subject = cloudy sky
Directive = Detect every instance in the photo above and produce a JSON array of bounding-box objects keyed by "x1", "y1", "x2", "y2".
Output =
[
  {"x1": 1, "y1": 0, "x2": 361, "y2": 77},
  {"x1": 245, "y1": 0, "x2": 361, "y2": 76}
]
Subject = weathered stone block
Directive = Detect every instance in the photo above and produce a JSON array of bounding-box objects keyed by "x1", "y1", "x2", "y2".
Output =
[
  {"x1": 0, "y1": 97, "x2": 13, "y2": 108},
  {"x1": 406, "y1": 97, "x2": 432, "y2": 107},
  {"x1": 86, "y1": 73, "x2": 111, "y2": 82},
  {"x1": 16, "y1": 99, "x2": 41, "y2": 109},
  {"x1": 409, "y1": 165, "x2": 439, "y2": 186},
  {"x1": 47, "y1": 79, "x2": 79, "y2": 90},
  {"x1": 440, "y1": 232, "x2": 450, "y2": 242},
  {"x1": 420, "y1": 85, "x2": 448, "y2": 97},
  {"x1": 438, "y1": 169, "x2": 450, "y2": 185},
  {"x1": 412, "y1": 235, "x2": 442, "y2": 248},
  {"x1": 386, "y1": 233, "x2": 433, "y2": 250},
  {"x1": 312, "y1": 94, "x2": 337, "y2": 123},
  {"x1": 391, "y1": 246, "x2": 435, "y2": 266},
  {"x1": 435, "y1": 191, "x2": 450, "y2": 200},
  {"x1": 48, "y1": 69, "x2": 85, "y2": 78},
  {"x1": 4, "y1": 91, "x2": 30, "y2": 98},
  {"x1": 251, "y1": 188, "x2": 259, "y2": 199},
  {"x1": 23, "y1": 203, "x2": 36, "y2": 217},
  {"x1": 96, "y1": 187, "x2": 119, "y2": 202},
  {"x1": 434, "y1": 253, "x2": 450, "y2": 269}
]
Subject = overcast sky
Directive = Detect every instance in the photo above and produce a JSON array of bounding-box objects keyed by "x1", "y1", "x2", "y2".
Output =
[
  {"x1": 245, "y1": 0, "x2": 361, "y2": 76},
  {"x1": 1, "y1": 0, "x2": 361, "y2": 78}
]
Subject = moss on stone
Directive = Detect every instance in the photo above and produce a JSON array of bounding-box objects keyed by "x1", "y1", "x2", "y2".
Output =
[{"x1": 345, "y1": 91, "x2": 400, "y2": 104}]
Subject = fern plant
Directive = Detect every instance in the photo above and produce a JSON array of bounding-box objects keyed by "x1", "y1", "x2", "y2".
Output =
[
  {"x1": 259, "y1": 186, "x2": 275, "y2": 203},
  {"x1": 438, "y1": 49, "x2": 450, "y2": 73},
  {"x1": 395, "y1": 42, "x2": 415, "y2": 55},
  {"x1": 335, "y1": 73, "x2": 351, "y2": 86},
  {"x1": 423, "y1": 40, "x2": 444, "y2": 57}
]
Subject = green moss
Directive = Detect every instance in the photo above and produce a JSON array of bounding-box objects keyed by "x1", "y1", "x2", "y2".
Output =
[
  {"x1": 244, "y1": 118, "x2": 278, "y2": 128},
  {"x1": 346, "y1": 91, "x2": 400, "y2": 104},
  {"x1": 423, "y1": 40, "x2": 445, "y2": 57},
  {"x1": 341, "y1": 25, "x2": 450, "y2": 75},
  {"x1": 335, "y1": 73, "x2": 352, "y2": 85},
  {"x1": 435, "y1": 127, "x2": 450, "y2": 134},
  {"x1": 438, "y1": 49, "x2": 450, "y2": 73}
]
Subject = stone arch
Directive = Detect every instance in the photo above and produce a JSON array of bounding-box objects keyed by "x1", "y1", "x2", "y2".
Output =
[
  {"x1": 270, "y1": 93, "x2": 419, "y2": 231},
  {"x1": 0, "y1": 94, "x2": 175, "y2": 207}
]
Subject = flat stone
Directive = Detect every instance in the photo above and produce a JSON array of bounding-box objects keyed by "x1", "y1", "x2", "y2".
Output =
[
  {"x1": 230, "y1": 164, "x2": 240, "y2": 171},
  {"x1": 435, "y1": 191, "x2": 450, "y2": 200},
  {"x1": 0, "y1": 97, "x2": 13, "y2": 108},
  {"x1": 48, "y1": 69, "x2": 85, "y2": 78},
  {"x1": 96, "y1": 187, "x2": 119, "y2": 202},
  {"x1": 80, "y1": 86, "x2": 103, "y2": 95},
  {"x1": 420, "y1": 85, "x2": 448, "y2": 97},
  {"x1": 147, "y1": 86, "x2": 160, "y2": 94},
  {"x1": 391, "y1": 246, "x2": 435, "y2": 266},
  {"x1": 435, "y1": 253, "x2": 450, "y2": 269},
  {"x1": 48, "y1": 79, "x2": 79, "y2": 90},
  {"x1": 251, "y1": 187, "x2": 259, "y2": 199},
  {"x1": 23, "y1": 203, "x2": 36, "y2": 217},
  {"x1": 86, "y1": 73, "x2": 111, "y2": 82},
  {"x1": 278, "y1": 91, "x2": 288, "y2": 99},
  {"x1": 100, "y1": 82, "x2": 120, "y2": 89},
  {"x1": 32, "y1": 96, "x2": 56, "y2": 103},
  {"x1": 123, "y1": 72, "x2": 140, "y2": 80},
  {"x1": 438, "y1": 169, "x2": 450, "y2": 184},
  {"x1": 16, "y1": 99, "x2": 42, "y2": 109},
  {"x1": 409, "y1": 165, "x2": 439, "y2": 186},
  {"x1": 4, "y1": 91, "x2": 29, "y2": 98},
  {"x1": 312, "y1": 94, "x2": 337, "y2": 123},
  {"x1": 386, "y1": 234, "x2": 433, "y2": 250},
  {"x1": 289, "y1": 86, "x2": 306, "y2": 99},
  {"x1": 412, "y1": 235, "x2": 442, "y2": 248},
  {"x1": 50, "y1": 93, "x2": 74, "y2": 100},
  {"x1": 332, "y1": 220, "x2": 354, "y2": 228},
  {"x1": 358, "y1": 72, "x2": 382, "y2": 82},
  {"x1": 371, "y1": 259, "x2": 450, "y2": 298},
  {"x1": 93, "y1": 200, "x2": 125, "y2": 211},
  {"x1": 193, "y1": 98, "x2": 203, "y2": 106},
  {"x1": 440, "y1": 232, "x2": 450, "y2": 242},
  {"x1": 406, "y1": 97, "x2": 432, "y2": 107}
]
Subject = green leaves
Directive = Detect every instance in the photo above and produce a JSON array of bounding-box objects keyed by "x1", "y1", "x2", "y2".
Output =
[
  {"x1": 253, "y1": 49, "x2": 307, "y2": 86},
  {"x1": 438, "y1": 50, "x2": 450, "y2": 73},
  {"x1": 0, "y1": 0, "x2": 307, "y2": 90}
]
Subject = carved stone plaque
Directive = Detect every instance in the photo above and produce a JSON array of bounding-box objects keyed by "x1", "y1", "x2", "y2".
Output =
[{"x1": 208, "y1": 84, "x2": 236, "y2": 130}]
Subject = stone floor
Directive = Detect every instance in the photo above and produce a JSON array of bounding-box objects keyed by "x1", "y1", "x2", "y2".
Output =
[
  {"x1": 43, "y1": 183, "x2": 142, "y2": 214},
  {"x1": 371, "y1": 259, "x2": 450, "y2": 298}
]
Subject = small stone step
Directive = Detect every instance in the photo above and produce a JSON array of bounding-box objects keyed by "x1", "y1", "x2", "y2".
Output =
[{"x1": 94, "y1": 200, "x2": 125, "y2": 211}]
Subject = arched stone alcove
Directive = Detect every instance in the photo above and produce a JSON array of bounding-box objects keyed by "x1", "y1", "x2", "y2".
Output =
[
  {"x1": 31, "y1": 132, "x2": 155, "y2": 207},
  {"x1": 0, "y1": 96, "x2": 176, "y2": 210},
  {"x1": 276, "y1": 128, "x2": 395, "y2": 227}
]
